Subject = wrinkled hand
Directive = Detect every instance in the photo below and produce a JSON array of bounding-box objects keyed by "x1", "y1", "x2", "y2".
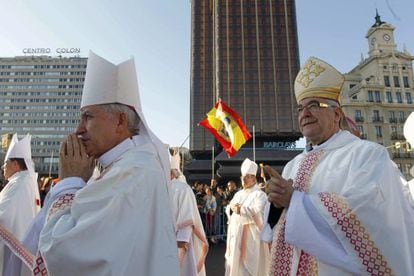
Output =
[
  {"x1": 263, "y1": 165, "x2": 294, "y2": 208},
  {"x1": 59, "y1": 134, "x2": 95, "y2": 182}
]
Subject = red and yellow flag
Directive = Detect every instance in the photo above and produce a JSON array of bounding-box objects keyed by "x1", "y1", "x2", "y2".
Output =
[{"x1": 199, "y1": 101, "x2": 251, "y2": 157}]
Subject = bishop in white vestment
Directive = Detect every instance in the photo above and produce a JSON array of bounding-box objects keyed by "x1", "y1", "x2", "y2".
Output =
[
  {"x1": 225, "y1": 158, "x2": 270, "y2": 276},
  {"x1": 265, "y1": 57, "x2": 414, "y2": 275},
  {"x1": 0, "y1": 134, "x2": 40, "y2": 274},
  {"x1": 26, "y1": 52, "x2": 179, "y2": 276},
  {"x1": 169, "y1": 150, "x2": 209, "y2": 276}
]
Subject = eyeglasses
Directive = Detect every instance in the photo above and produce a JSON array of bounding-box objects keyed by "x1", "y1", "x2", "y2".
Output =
[{"x1": 296, "y1": 100, "x2": 337, "y2": 113}]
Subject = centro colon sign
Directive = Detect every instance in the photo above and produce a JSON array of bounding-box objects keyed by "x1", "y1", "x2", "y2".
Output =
[
  {"x1": 22, "y1": 48, "x2": 81, "y2": 54},
  {"x1": 263, "y1": 141, "x2": 296, "y2": 149}
]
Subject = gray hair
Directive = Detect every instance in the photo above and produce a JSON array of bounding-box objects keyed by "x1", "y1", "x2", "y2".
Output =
[{"x1": 100, "y1": 103, "x2": 141, "y2": 135}]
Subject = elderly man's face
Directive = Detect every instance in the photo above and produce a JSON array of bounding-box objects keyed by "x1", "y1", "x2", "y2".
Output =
[
  {"x1": 297, "y1": 97, "x2": 341, "y2": 145},
  {"x1": 241, "y1": 174, "x2": 256, "y2": 189},
  {"x1": 2, "y1": 159, "x2": 20, "y2": 180},
  {"x1": 76, "y1": 105, "x2": 123, "y2": 158}
]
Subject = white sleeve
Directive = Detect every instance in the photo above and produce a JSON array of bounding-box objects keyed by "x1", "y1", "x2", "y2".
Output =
[
  {"x1": 285, "y1": 191, "x2": 360, "y2": 274},
  {"x1": 176, "y1": 226, "x2": 192, "y2": 243},
  {"x1": 260, "y1": 201, "x2": 273, "y2": 243}
]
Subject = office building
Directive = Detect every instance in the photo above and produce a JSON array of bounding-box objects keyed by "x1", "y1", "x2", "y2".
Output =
[{"x1": 0, "y1": 55, "x2": 87, "y2": 176}]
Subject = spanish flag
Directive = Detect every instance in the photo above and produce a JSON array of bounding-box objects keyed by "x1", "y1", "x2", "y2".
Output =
[{"x1": 199, "y1": 101, "x2": 251, "y2": 157}]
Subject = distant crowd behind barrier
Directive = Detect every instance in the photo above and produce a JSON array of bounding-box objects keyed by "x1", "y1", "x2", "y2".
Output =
[{"x1": 191, "y1": 179, "x2": 263, "y2": 244}]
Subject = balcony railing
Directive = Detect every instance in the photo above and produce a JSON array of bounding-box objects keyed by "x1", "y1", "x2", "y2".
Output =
[
  {"x1": 392, "y1": 152, "x2": 414, "y2": 159},
  {"x1": 372, "y1": 116, "x2": 384, "y2": 123},
  {"x1": 399, "y1": 118, "x2": 406, "y2": 123},
  {"x1": 389, "y1": 118, "x2": 398, "y2": 123},
  {"x1": 355, "y1": 117, "x2": 364, "y2": 122},
  {"x1": 391, "y1": 133, "x2": 398, "y2": 140},
  {"x1": 360, "y1": 133, "x2": 367, "y2": 139}
]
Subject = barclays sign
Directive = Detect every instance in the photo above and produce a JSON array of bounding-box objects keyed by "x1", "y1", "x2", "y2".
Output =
[{"x1": 263, "y1": 141, "x2": 296, "y2": 149}]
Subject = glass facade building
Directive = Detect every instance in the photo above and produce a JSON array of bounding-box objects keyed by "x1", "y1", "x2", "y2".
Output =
[
  {"x1": 190, "y1": 0, "x2": 302, "y2": 155},
  {"x1": 189, "y1": 0, "x2": 302, "y2": 181}
]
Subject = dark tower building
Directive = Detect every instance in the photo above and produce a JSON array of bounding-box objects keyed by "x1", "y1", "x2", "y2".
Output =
[{"x1": 188, "y1": 0, "x2": 302, "y2": 182}]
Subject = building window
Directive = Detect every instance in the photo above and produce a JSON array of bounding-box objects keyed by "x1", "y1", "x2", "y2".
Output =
[
  {"x1": 393, "y1": 76, "x2": 400, "y2": 87},
  {"x1": 389, "y1": 111, "x2": 397, "y2": 123},
  {"x1": 399, "y1": 111, "x2": 406, "y2": 123},
  {"x1": 396, "y1": 92, "x2": 402, "y2": 103},
  {"x1": 406, "y1": 93, "x2": 412, "y2": 104},
  {"x1": 386, "y1": 91, "x2": 392, "y2": 103},
  {"x1": 403, "y1": 76, "x2": 410, "y2": 88},
  {"x1": 374, "y1": 91, "x2": 381, "y2": 102},
  {"x1": 368, "y1": 91, "x2": 374, "y2": 102},
  {"x1": 384, "y1": 76, "x2": 390, "y2": 87},
  {"x1": 355, "y1": 110, "x2": 363, "y2": 122},
  {"x1": 373, "y1": 110, "x2": 382, "y2": 122},
  {"x1": 375, "y1": 126, "x2": 382, "y2": 137}
]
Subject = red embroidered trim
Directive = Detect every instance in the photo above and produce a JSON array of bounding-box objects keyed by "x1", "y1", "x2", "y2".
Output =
[
  {"x1": 0, "y1": 224, "x2": 34, "y2": 269},
  {"x1": 47, "y1": 193, "x2": 75, "y2": 221},
  {"x1": 296, "y1": 250, "x2": 318, "y2": 276},
  {"x1": 33, "y1": 253, "x2": 48, "y2": 276},
  {"x1": 270, "y1": 151, "x2": 323, "y2": 275},
  {"x1": 319, "y1": 192, "x2": 393, "y2": 275},
  {"x1": 270, "y1": 211, "x2": 293, "y2": 276}
]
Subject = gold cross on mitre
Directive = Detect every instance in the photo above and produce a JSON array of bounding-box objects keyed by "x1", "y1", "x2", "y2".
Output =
[{"x1": 296, "y1": 59, "x2": 326, "y2": 88}]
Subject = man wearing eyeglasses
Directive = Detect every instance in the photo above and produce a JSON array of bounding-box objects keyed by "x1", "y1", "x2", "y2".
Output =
[
  {"x1": 225, "y1": 158, "x2": 270, "y2": 276},
  {"x1": 263, "y1": 57, "x2": 414, "y2": 275}
]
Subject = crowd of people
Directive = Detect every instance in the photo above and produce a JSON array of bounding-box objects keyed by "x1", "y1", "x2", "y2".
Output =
[
  {"x1": 191, "y1": 179, "x2": 239, "y2": 244},
  {"x1": 0, "y1": 52, "x2": 413, "y2": 276}
]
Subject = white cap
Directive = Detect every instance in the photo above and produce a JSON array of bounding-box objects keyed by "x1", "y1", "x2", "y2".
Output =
[
  {"x1": 81, "y1": 51, "x2": 170, "y2": 179},
  {"x1": 5, "y1": 134, "x2": 35, "y2": 174},
  {"x1": 404, "y1": 112, "x2": 414, "y2": 148},
  {"x1": 241, "y1": 158, "x2": 258, "y2": 176}
]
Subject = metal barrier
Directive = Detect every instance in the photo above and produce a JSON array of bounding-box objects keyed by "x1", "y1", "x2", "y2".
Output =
[{"x1": 205, "y1": 205, "x2": 227, "y2": 242}]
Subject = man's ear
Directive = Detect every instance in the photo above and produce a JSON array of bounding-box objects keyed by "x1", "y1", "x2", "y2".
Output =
[
  {"x1": 116, "y1": 112, "x2": 129, "y2": 134},
  {"x1": 334, "y1": 108, "x2": 344, "y2": 126}
]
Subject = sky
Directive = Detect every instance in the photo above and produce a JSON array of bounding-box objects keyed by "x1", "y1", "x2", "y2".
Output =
[{"x1": 0, "y1": 0, "x2": 413, "y2": 147}]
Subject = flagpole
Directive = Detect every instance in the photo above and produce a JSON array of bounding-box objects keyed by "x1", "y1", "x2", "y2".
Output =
[
  {"x1": 211, "y1": 146, "x2": 215, "y2": 179},
  {"x1": 253, "y1": 125, "x2": 256, "y2": 162},
  {"x1": 48, "y1": 151, "x2": 53, "y2": 177},
  {"x1": 178, "y1": 134, "x2": 190, "y2": 172}
]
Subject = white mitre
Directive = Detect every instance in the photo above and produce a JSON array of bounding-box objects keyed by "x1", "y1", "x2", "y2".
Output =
[
  {"x1": 404, "y1": 112, "x2": 414, "y2": 148},
  {"x1": 169, "y1": 149, "x2": 187, "y2": 183},
  {"x1": 5, "y1": 133, "x2": 35, "y2": 174},
  {"x1": 241, "y1": 158, "x2": 258, "y2": 176},
  {"x1": 81, "y1": 51, "x2": 169, "y2": 179}
]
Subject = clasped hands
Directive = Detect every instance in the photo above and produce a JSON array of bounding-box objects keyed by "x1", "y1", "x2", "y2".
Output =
[
  {"x1": 59, "y1": 134, "x2": 95, "y2": 182},
  {"x1": 263, "y1": 165, "x2": 294, "y2": 208}
]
